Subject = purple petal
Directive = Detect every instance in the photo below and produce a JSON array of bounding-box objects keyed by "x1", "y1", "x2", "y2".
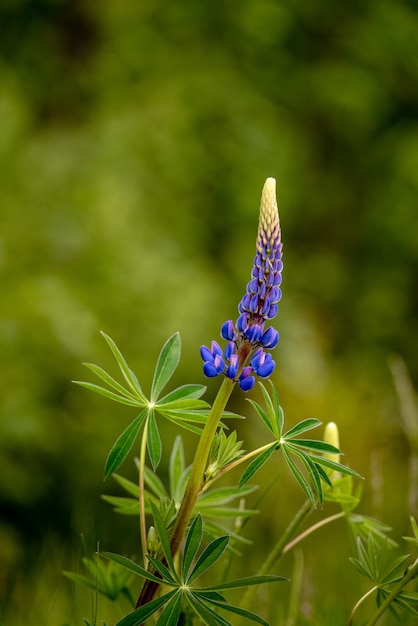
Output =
[{"x1": 203, "y1": 362, "x2": 219, "y2": 377}]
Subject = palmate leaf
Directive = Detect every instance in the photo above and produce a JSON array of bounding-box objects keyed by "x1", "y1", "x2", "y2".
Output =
[
  {"x1": 281, "y1": 444, "x2": 315, "y2": 503},
  {"x1": 150, "y1": 501, "x2": 177, "y2": 575},
  {"x1": 115, "y1": 591, "x2": 178, "y2": 626},
  {"x1": 151, "y1": 333, "x2": 181, "y2": 402},
  {"x1": 169, "y1": 435, "x2": 185, "y2": 501},
  {"x1": 100, "y1": 331, "x2": 146, "y2": 402},
  {"x1": 104, "y1": 410, "x2": 147, "y2": 479},
  {"x1": 186, "y1": 592, "x2": 232, "y2": 626},
  {"x1": 239, "y1": 443, "x2": 277, "y2": 487},
  {"x1": 155, "y1": 591, "x2": 182, "y2": 626},
  {"x1": 246, "y1": 399, "x2": 274, "y2": 436},
  {"x1": 199, "y1": 574, "x2": 288, "y2": 592},
  {"x1": 101, "y1": 552, "x2": 164, "y2": 584},
  {"x1": 147, "y1": 410, "x2": 162, "y2": 470},
  {"x1": 182, "y1": 515, "x2": 204, "y2": 580},
  {"x1": 187, "y1": 535, "x2": 229, "y2": 584},
  {"x1": 159, "y1": 384, "x2": 207, "y2": 403},
  {"x1": 283, "y1": 418, "x2": 322, "y2": 439},
  {"x1": 82, "y1": 362, "x2": 141, "y2": 402},
  {"x1": 191, "y1": 592, "x2": 271, "y2": 626},
  {"x1": 73, "y1": 381, "x2": 143, "y2": 407}
]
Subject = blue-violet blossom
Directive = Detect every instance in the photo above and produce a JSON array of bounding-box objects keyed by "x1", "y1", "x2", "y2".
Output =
[{"x1": 200, "y1": 177, "x2": 283, "y2": 391}]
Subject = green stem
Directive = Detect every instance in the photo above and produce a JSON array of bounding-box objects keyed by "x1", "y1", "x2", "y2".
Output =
[
  {"x1": 282, "y1": 511, "x2": 345, "y2": 555},
  {"x1": 139, "y1": 415, "x2": 149, "y2": 569},
  {"x1": 135, "y1": 376, "x2": 235, "y2": 608},
  {"x1": 170, "y1": 377, "x2": 235, "y2": 556},
  {"x1": 364, "y1": 556, "x2": 418, "y2": 626},
  {"x1": 349, "y1": 586, "x2": 377, "y2": 626}
]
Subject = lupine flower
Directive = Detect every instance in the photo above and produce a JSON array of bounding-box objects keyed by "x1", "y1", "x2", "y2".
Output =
[{"x1": 201, "y1": 177, "x2": 283, "y2": 391}]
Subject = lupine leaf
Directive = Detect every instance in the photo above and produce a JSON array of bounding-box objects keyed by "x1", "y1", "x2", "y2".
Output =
[
  {"x1": 101, "y1": 495, "x2": 140, "y2": 514},
  {"x1": 287, "y1": 446, "x2": 324, "y2": 503},
  {"x1": 287, "y1": 439, "x2": 341, "y2": 454},
  {"x1": 187, "y1": 535, "x2": 229, "y2": 584},
  {"x1": 283, "y1": 418, "x2": 322, "y2": 439},
  {"x1": 169, "y1": 435, "x2": 185, "y2": 499},
  {"x1": 197, "y1": 485, "x2": 257, "y2": 507},
  {"x1": 115, "y1": 590, "x2": 178, "y2": 626},
  {"x1": 112, "y1": 473, "x2": 140, "y2": 498},
  {"x1": 149, "y1": 501, "x2": 176, "y2": 575},
  {"x1": 73, "y1": 381, "x2": 143, "y2": 407},
  {"x1": 380, "y1": 554, "x2": 411, "y2": 584},
  {"x1": 195, "y1": 594, "x2": 271, "y2": 625},
  {"x1": 104, "y1": 410, "x2": 147, "y2": 479},
  {"x1": 147, "y1": 555, "x2": 178, "y2": 585},
  {"x1": 82, "y1": 363, "x2": 140, "y2": 400},
  {"x1": 307, "y1": 454, "x2": 362, "y2": 479},
  {"x1": 267, "y1": 380, "x2": 283, "y2": 434},
  {"x1": 200, "y1": 574, "x2": 288, "y2": 591},
  {"x1": 196, "y1": 506, "x2": 258, "y2": 518},
  {"x1": 156, "y1": 399, "x2": 209, "y2": 411},
  {"x1": 143, "y1": 465, "x2": 169, "y2": 499},
  {"x1": 155, "y1": 591, "x2": 182, "y2": 626},
  {"x1": 259, "y1": 383, "x2": 280, "y2": 438},
  {"x1": 161, "y1": 412, "x2": 206, "y2": 435},
  {"x1": 173, "y1": 466, "x2": 191, "y2": 506},
  {"x1": 147, "y1": 410, "x2": 162, "y2": 470},
  {"x1": 281, "y1": 445, "x2": 315, "y2": 503},
  {"x1": 100, "y1": 552, "x2": 163, "y2": 584},
  {"x1": 159, "y1": 384, "x2": 207, "y2": 403},
  {"x1": 182, "y1": 515, "x2": 203, "y2": 580},
  {"x1": 100, "y1": 332, "x2": 146, "y2": 401},
  {"x1": 186, "y1": 592, "x2": 232, "y2": 626},
  {"x1": 239, "y1": 443, "x2": 277, "y2": 487},
  {"x1": 246, "y1": 399, "x2": 274, "y2": 435},
  {"x1": 151, "y1": 333, "x2": 181, "y2": 402}
]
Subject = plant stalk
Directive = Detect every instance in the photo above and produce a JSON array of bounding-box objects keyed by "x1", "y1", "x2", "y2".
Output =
[{"x1": 135, "y1": 376, "x2": 235, "y2": 608}]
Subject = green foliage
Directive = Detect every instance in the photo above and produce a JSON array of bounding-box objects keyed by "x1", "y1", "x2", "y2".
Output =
[
  {"x1": 102, "y1": 514, "x2": 286, "y2": 626},
  {"x1": 63, "y1": 552, "x2": 134, "y2": 606},
  {"x1": 102, "y1": 437, "x2": 257, "y2": 548},
  {"x1": 74, "y1": 332, "x2": 210, "y2": 476},
  {"x1": 244, "y1": 382, "x2": 362, "y2": 504},
  {"x1": 350, "y1": 524, "x2": 418, "y2": 624}
]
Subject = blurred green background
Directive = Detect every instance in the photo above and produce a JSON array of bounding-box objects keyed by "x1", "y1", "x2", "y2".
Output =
[{"x1": 1, "y1": 0, "x2": 418, "y2": 624}]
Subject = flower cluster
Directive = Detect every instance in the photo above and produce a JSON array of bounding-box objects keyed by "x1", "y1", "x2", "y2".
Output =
[{"x1": 200, "y1": 178, "x2": 283, "y2": 391}]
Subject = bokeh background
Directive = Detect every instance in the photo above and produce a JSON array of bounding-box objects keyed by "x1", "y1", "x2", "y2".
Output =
[{"x1": 1, "y1": 1, "x2": 418, "y2": 624}]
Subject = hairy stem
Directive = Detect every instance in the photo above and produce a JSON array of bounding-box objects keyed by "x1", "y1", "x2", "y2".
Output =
[{"x1": 135, "y1": 376, "x2": 235, "y2": 608}]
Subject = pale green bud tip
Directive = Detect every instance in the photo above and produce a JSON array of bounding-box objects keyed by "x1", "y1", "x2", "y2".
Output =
[
  {"x1": 146, "y1": 525, "x2": 159, "y2": 555},
  {"x1": 324, "y1": 421, "x2": 340, "y2": 452},
  {"x1": 257, "y1": 177, "x2": 281, "y2": 255}
]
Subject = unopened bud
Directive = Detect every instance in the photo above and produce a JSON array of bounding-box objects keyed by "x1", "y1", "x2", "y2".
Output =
[
  {"x1": 146, "y1": 525, "x2": 159, "y2": 557},
  {"x1": 323, "y1": 421, "x2": 341, "y2": 480}
]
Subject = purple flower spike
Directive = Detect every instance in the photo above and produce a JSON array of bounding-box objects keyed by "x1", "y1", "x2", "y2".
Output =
[{"x1": 200, "y1": 178, "x2": 283, "y2": 392}]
